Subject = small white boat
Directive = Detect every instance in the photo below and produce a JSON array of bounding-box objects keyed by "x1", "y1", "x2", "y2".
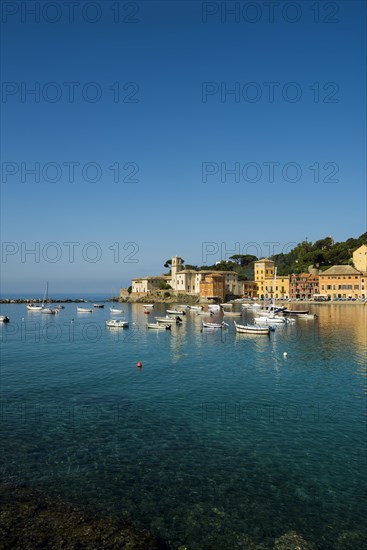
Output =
[
  {"x1": 284, "y1": 309, "x2": 309, "y2": 315},
  {"x1": 41, "y1": 307, "x2": 58, "y2": 314},
  {"x1": 188, "y1": 306, "x2": 203, "y2": 311},
  {"x1": 93, "y1": 303, "x2": 104, "y2": 308},
  {"x1": 77, "y1": 307, "x2": 93, "y2": 313},
  {"x1": 234, "y1": 321, "x2": 270, "y2": 335},
  {"x1": 106, "y1": 319, "x2": 129, "y2": 328},
  {"x1": 202, "y1": 321, "x2": 226, "y2": 329},
  {"x1": 39, "y1": 282, "x2": 58, "y2": 314},
  {"x1": 166, "y1": 309, "x2": 186, "y2": 315},
  {"x1": 297, "y1": 313, "x2": 318, "y2": 320},
  {"x1": 243, "y1": 303, "x2": 262, "y2": 309},
  {"x1": 27, "y1": 304, "x2": 43, "y2": 311},
  {"x1": 222, "y1": 311, "x2": 242, "y2": 317},
  {"x1": 143, "y1": 304, "x2": 154, "y2": 309},
  {"x1": 155, "y1": 316, "x2": 182, "y2": 324},
  {"x1": 196, "y1": 310, "x2": 213, "y2": 316},
  {"x1": 254, "y1": 316, "x2": 286, "y2": 325},
  {"x1": 0, "y1": 315, "x2": 10, "y2": 323},
  {"x1": 147, "y1": 322, "x2": 171, "y2": 330},
  {"x1": 110, "y1": 308, "x2": 124, "y2": 314},
  {"x1": 208, "y1": 305, "x2": 220, "y2": 312},
  {"x1": 220, "y1": 303, "x2": 233, "y2": 309}
]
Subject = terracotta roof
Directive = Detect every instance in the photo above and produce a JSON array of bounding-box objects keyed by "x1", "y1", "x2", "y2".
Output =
[
  {"x1": 320, "y1": 265, "x2": 362, "y2": 276},
  {"x1": 132, "y1": 275, "x2": 169, "y2": 281}
]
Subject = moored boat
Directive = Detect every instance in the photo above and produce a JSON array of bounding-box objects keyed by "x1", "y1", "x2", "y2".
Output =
[
  {"x1": 167, "y1": 309, "x2": 186, "y2": 315},
  {"x1": 93, "y1": 303, "x2": 104, "y2": 308},
  {"x1": 222, "y1": 311, "x2": 242, "y2": 317},
  {"x1": 202, "y1": 321, "x2": 226, "y2": 329},
  {"x1": 110, "y1": 308, "x2": 124, "y2": 314},
  {"x1": 0, "y1": 315, "x2": 10, "y2": 323},
  {"x1": 27, "y1": 304, "x2": 43, "y2": 311},
  {"x1": 283, "y1": 309, "x2": 309, "y2": 315},
  {"x1": 297, "y1": 313, "x2": 318, "y2": 319},
  {"x1": 106, "y1": 319, "x2": 129, "y2": 328},
  {"x1": 39, "y1": 282, "x2": 58, "y2": 314},
  {"x1": 254, "y1": 316, "x2": 286, "y2": 325},
  {"x1": 234, "y1": 321, "x2": 270, "y2": 334},
  {"x1": 77, "y1": 307, "x2": 93, "y2": 313},
  {"x1": 147, "y1": 322, "x2": 171, "y2": 330},
  {"x1": 242, "y1": 303, "x2": 262, "y2": 309},
  {"x1": 155, "y1": 316, "x2": 182, "y2": 324}
]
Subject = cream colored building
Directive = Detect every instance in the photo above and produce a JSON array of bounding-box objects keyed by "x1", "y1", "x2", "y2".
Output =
[
  {"x1": 353, "y1": 244, "x2": 367, "y2": 272},
  {"x1": 131, "y1": 275, "x2": 169, "y2": 293},
  {"x1": 131, "y1": 255, "x2": 241, "y2": 297}
]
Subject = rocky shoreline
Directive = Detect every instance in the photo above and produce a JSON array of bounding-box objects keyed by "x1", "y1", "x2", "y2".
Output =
[
  {"x1": 1, "y1": 484, "x2": 365, "y2": 549},
  {"x1": 0, "y1": 483, "x2": 170, "y2": 550}
]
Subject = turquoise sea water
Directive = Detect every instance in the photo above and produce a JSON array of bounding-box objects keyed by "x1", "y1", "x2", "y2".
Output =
[{"x1": 1, "y1": 303, "x2": 366, "y2": 548}]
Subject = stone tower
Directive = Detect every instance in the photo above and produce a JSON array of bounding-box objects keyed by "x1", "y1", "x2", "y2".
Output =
[{"x1": 171, "y1": 256, "x2": 183, "y2": 286}]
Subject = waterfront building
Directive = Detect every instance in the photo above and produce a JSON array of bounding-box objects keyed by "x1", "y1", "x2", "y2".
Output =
[
  {"x1": 290, "y1": 273, "x2": 319, "y2": 300},
  {"x1": 131, "y1": 256, "x2": 240, "y2": 298},
  {"x1": 319, "y1": 265, "x2": 365, "y2": 299},
  {"x1": 200, "y1": 273, "x2": 225, "y2": 301},
  {"x1": 239, "y1": 280, "x2": 258, "y2": 298},
  {"x1": 254, "y1": 258, "x2": 290, "y2": 299}
]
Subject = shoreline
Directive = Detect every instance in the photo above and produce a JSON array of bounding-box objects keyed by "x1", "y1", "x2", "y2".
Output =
[
  {"x1": 0, "y1": 298, "x2": 119, "y2": 304},
  {"x1": 1, "y1": 298, "x2": 365, "y2": 306}
]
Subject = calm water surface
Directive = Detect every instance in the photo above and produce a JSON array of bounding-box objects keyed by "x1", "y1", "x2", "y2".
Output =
[{"x1": 1, "y1": 303, "x2": 366, "y2": 548}]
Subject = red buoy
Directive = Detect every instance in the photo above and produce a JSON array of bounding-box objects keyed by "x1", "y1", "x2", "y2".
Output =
[{"x1": 137, "y1": 361, "x2": 142, "y2": 368}]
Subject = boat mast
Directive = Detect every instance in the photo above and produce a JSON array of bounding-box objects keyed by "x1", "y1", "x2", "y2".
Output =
[
  {"x1": 273, "y1": 268, "x2": 277, "y2": 307},
  {"x1": 42, "y1": 281, "x2": 48, "y2": 307}
]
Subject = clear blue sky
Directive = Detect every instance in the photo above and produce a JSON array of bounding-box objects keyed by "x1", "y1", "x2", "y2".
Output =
[{"x1": 1, "y1": 0, "x2": 366, "y2": 294}]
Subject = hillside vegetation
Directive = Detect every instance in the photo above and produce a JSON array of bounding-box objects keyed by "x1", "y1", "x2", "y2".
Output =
[{"x1": 180, "y1": 233, "x2": 367, "y2": 279}]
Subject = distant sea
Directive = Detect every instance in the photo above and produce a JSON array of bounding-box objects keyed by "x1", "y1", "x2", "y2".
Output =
[{"x1": 0, "y1": 292, "x2": 116, "y2": 301}]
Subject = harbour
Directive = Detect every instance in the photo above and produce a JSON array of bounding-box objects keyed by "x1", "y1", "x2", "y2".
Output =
[{"x1": 1, "y1": 301, "x2": 366, "y2": 549}]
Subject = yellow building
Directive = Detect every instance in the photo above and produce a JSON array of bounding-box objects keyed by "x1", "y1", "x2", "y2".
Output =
[
  {"x1": 254, "y1": 258, "x2": 290, "y2": 299},
  {"x1": 200, "y1": 273, "x2": 225, "y2": 301},
  {"x1": 254, "y1": 258, "x2": 275, "y2": 281},
  {"x1": 353, "y1": 244, "x2": 367, "y2": 272},
  {"x1": 258, "y1": 275, "x2": 290, "y2": 299},
  {"x1": 319, "y1": 265, "x2": 364, "y2": 299}
]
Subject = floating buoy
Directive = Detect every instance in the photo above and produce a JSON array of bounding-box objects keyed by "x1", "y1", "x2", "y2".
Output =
[
  {"x1": 137, "y1": 361, "x2": 143, "y2": 368},
  {"x1": 283, "y1": 352, "x2": 288, "y2": 358}
]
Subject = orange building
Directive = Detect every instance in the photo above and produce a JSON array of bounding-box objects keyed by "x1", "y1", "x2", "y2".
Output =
[
  {"x1": 240, "y1": 280, "x2": 258, "y2": 298},
  {"x1": 200, "y1": 273, "x2": 225, "y2": 301},
  {"x1": 318, "y1": 265, "x2": 364, "y2": 299}
]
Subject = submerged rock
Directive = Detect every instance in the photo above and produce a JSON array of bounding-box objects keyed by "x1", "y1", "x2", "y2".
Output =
[
  {"x1": 0, "y1": 484, "x2": 171, "y2": 549},
  {"x1": 274, "y1": 531, "x2": 316, "y2": 550}
]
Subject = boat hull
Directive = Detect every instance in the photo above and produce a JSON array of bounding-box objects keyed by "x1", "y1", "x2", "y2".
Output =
[
  {"x1": 106, "y1": 320, "x2": 129, "y2": 328},
  {"x1": 254, "y1": 317, "x2": 285, "y2": 324},
  {"x1": 147, "y1": 323, "x2": 171, "y2": 330},
  {"x1": 234, "y1": 322, "x2": 270, "y2": 334},
  {"x1": 155, "y1": 317, "x2": 182, "y2": 324}
]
